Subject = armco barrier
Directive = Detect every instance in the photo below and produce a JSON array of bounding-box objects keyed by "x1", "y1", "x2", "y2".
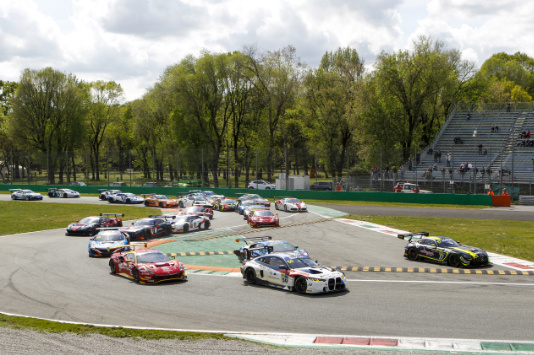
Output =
[{"x1": 1, "y1": 184, "x2": 492, "y2": 206}]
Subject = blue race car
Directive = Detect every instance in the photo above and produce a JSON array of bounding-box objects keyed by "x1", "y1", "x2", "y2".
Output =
[
  {"x1": 10, "y1": 189, "x2": 43, "y2": 201},
  {"x1": 88, "y1": 229, "x2": 130, "y2": 257},
  {"x1": 233, "y1": 236, "x2": 308, "y2": 263}
]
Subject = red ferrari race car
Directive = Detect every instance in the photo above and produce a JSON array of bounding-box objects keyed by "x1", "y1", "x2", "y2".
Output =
[
  {"x1": 109, "y1": 248, "x2": 187, "y2": 284},
  {"x1": 175, "y1": 206, "x2": 214, "y2": 220},
  {"x1": 249, "y1": 210, "x2": 280, "y2": 228}
]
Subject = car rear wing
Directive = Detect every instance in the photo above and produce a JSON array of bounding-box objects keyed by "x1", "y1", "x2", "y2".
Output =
[
  {"x1": 235, "y1": 236, "x2": 273, "y2": 245},
  {"x1": 9, "y1": 189, "x2": 22, "y2": 192},
  {"x1": 148, "y1": 215, "x2": 176, "y2": 220},
  {"x1": 99, "y1": 213, "x2": 125, "y2": 217},
  {"x1": 274, "y1": 196, "x2": 292, "y2": 200},
  {"x1": 397, "y1": 232, "x2": 429, "y2": 242},
  {"x1": 128, "y1": 242, "x2": 149, "y2": 250}
]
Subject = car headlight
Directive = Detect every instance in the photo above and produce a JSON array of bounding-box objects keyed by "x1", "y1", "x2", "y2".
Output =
[{"x1": 309, "y1": 278, "x2": 326, "y2": 282}]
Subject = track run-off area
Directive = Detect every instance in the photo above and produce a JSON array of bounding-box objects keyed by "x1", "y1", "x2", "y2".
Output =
[{"x1": 1, "y1": 194, "x2": 534, "y2": 352}]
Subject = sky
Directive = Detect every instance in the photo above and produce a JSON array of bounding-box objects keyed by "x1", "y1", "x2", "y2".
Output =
[{"x1": 0, "y1": 0, "x2": 532, "y2": 102}]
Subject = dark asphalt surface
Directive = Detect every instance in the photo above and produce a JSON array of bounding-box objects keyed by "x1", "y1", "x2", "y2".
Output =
[{"x1": 320, "y1": 204, "x2": 534, "y2": 221}]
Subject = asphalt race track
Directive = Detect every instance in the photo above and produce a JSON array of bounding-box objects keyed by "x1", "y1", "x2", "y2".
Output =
[{"x1": 1, "y1": 194, "x2": 534, "y2": 343}]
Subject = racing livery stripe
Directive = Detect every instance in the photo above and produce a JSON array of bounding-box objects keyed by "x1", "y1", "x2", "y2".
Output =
[{"x1": 331, "y1": 266, "x2": 534, "y2": 275}]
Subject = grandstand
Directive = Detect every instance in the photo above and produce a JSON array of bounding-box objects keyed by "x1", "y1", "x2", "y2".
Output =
[{"x1": 400, "y1": 103, "x2": 534, "y2": 192}]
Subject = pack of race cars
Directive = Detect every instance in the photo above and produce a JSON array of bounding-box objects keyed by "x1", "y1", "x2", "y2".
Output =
[{"x1": 29, "y1": 187, "x2": 489, "y2": 293}]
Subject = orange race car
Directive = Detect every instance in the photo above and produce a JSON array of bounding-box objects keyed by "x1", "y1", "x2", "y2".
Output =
[{"x1": 144, "y1": 194, "x2": 182, "y2": 208}]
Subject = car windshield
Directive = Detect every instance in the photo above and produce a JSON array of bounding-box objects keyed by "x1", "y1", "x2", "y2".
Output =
[
  {"x1": 124, "y1": 193, "x2": 136, "y2": 198},
  {"x1": 254, "y1": 210, "x2": 273, "y2": 217},
  {"x1": 155, "y1": 195, "x2": 168, "y2": 199},
  {"x1": 174, "y1": 216, "x2": 190, "y2": 222},
  {"x1": 185, "y1": 207, "x2": 202, "y2": 213},
  {"x1": 22, "y1": 190, "x2": 34, "y2": 193},
  {"x1": 222, "y1": 199, "x2": 236, "y2": 203},
  {"x1": 79, "y1": 217, "x2": 99, "y2": 224},
  {"x1": 95, "y1": 232, "x2": 124, "y2": 242},
  {"x1": 136, "y1": 252, "x2": 170, "y2": 264},
  {"x1": 286, "y1": 198, "x2": 301, "y2": 203},
  {"x1": 286, "y1": 257, "x2": 318, "y2": 269},
  {"x1": 272, "y1": 243, "x2": 295, "y2": 252},
  {"x1": 134, "y1": 219, "x2": 154, "y2": 226},
  {"x1": 437, "y1": 238, "x2": 460, "y2": 248}
]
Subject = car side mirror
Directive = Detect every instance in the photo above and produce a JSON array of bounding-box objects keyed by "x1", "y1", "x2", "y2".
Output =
[
  {"x1": 89, "y1": 238, "x2": 94, "y2": 241},
  {"x1": 118, "y1": 256, "x2": 125, "y2": 262},
  {"x1": 294, "y1": 246, "x2": 298, "y2": 249}
]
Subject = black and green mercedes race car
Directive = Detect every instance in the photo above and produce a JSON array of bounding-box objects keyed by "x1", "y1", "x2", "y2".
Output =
[{"x1": 398, "y1": 232, "x2": 490, "y2": 268}]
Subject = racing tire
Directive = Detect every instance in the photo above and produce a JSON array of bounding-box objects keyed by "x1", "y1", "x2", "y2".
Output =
[
  {"x1": 159, "y1": 202, "x2": 163, "y2": 208},
  {"x1": 284, "y1": 205, "x2": 287, "y2": 212},
  {"x1": 144, "y1": 230, "x2": 151, "y2": 240},
  {"x1": 11, "y1": 195, "x2": 15, "y2": 200},
  {"x1": 109, "y1": 260, "x2": 116, "y2": 274},
  {"x1": 183, "y1": 225, "x2": 189, "y2": 233},
  {"x1": 294, "y1": 276, "x2": 308, "y2": 294},
  {"x1": 118, "y1": 221, "x2": 123, "y2": 227},
  {"x1": 63, "y1": 193, "x2": 68, "y2": 198},
  {"x1": 245, "y1": 268, "x2": 257, "y2": 284},
  {"x1": 132, "y1": 269, "x2": 140, "y2": 283},
  {"x1": 126, "y1": 199, "x2": 131, "y2": 204},
  {"x1": 178, "y1": 201, "x2": 184, "y2": 208},
  {"x1": 274, "y1": 203, "x2": 278, "y2": 210},
  {"x1": 204, "y1": 220, "x2": 210, "y2": 230},
  {"x1": 26, "y1": 196, "x2": 30, "y2": 201},
  {"x1": 165, "y1": 227, "x2": 172, "y2": 236},
  {"x1": 448, "y1": 254, "x2": 461, "y2": 267},
  {"x1": 407, "y1": 248, "x2": 418, "y2": 261},
  {"x1": 144, "y1": 200, "x2": 149, "y2": 206}
]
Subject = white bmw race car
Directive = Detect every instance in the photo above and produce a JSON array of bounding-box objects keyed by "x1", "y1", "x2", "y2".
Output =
[
  {"x1": 274, "y1": 197, "x2": 307, "y2": 212},
  {"x1": 241, "y1": 253, "x2": 347, "y2": 294}
]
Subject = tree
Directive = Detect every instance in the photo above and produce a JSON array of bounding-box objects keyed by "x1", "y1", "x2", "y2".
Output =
[
  {"x1": 303, "y1": 47, "x2": 364, "y2": 177},
  {"x1": 365, "y1": 36, "x2": 475, "y2": 162},
  {"x1": 86, "y1": 80, "x2": 124, "y2": 181},
  {"x1": 9, "y1": 68, "x2": 89, "y2": 183}
]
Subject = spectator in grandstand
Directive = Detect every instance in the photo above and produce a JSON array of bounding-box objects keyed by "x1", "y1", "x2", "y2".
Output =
[
  {"x1": 532, "y1": 157, "x2": 534, "y2": 171},
  {"x1": 491, "y1": 126, "x2": 495, "y2": 133},
  {"x1": 437, "y1": 150, "x2": 442, "y2": 163},
  {"x1": 400, "y1": 165, "x2": 405, "y2": 180},
  {"x1": 416, "y1": 151, "x2": 421, "y2": 164},
  {"x1": 446, "y1": 153, "x2": 451, "y2": 167},
  {"x1": 507, "y1": 102, "x2": 511, "y2": 112},
  {"x1": 466, "y1": 112, "x2": 471, "y2": 120},
  {"x1": 478, "y1": 143, "x2": 483, "y2": 155}
]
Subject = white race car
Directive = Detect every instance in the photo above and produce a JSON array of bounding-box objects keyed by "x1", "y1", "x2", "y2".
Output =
[
  {"x1": 274, "y1": 197, "x2": 307, "y2": 212},
  {"x1": 108, "y1": 192, "x2": 145, "y2": 204},
  {"x1": 168, "y1": 214, "x2": 211, "y2": 233},
  {"x1": 10, "y1": 189, "x2": 43, "y2": 201},
  {"x1": 241, "y1": 253, "x2": 347, "y2": 294}
]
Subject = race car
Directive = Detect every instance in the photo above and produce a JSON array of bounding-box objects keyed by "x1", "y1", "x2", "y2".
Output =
[
  {"x1": 108, "y1": 192, "x2": 145, "y2": 204},
  {"x1": 167, "y1": 214, "x2": 210, "y2": 233},
  {"x1": 47, "y1": 188, "x2": 80, "y2": 198},
  {"x1": 175, "y1": 206, "x2": 214, "y2": 220},
  {"x1": 109, "y1": 248, "x2": 187, "y2": 284},
  {"x1": 241, "y1": 253, "x2": 347, "y2": 294},
  {"x1": 120, "y1": 217, "x2": 173, "y2": 240},
  {"x1": 242, "y1": 204, "x2": 270, "y2": 221},
  {"x1": 213, "y1": 198, "x2": 237, "y2": 211},
  {"x1": 10, "y1": 189, "x2": 43, "y2": 201},
  {"x1": 144, "y1": 194, "x2": 182, "y2": 208},
  {"x1": 66, "y1": 213, "x2": 124, "y2": 236},
  {"x1": 398, "y1": 232, "x2": 490, "y2": 268},
  {"x1": 274, "y1": 197, "x2": 307, "y2": 212},
  {"x1": 98, "y1": 189, "x2": 122, "y2": 201},
  {"x1": 88, "y1": 229, "x2": 130, "y2": 257},
  {"x1": 234, "y1": 236, "x2": 308, "y2": 263},
  {"x1": 393, "y1": 182, "x2": 432, "y2": 194},
  {"x1": 249, "y1": 210, "x2": 279, "y2": 228},
  {"x1": 236, "y1": 199, "x2": 260, "y2": 215},
  {"x1": 237, "y1": 193, "x2": 270, "y2": 207}
]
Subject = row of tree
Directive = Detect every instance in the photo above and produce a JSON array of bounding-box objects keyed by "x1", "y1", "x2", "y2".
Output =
[{"x1": 1, "y1": 36, "x2": 534, "y2": 185}]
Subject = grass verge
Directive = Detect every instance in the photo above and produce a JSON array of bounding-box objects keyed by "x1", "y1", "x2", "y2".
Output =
[
  {"x1": 0, "y1": 313, "x2": 231, "y2": 341},
  {"x1": 0, "y1": 201, "x2": 154, "y2": 236},
  {"x1": 344, "y1": 215, "x2": 534, "y2": 262}
]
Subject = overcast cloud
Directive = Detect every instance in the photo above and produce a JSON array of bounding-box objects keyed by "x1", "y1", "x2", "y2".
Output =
[{"x1": 0, "y1": 0, "x2": 532, "y2": 102}]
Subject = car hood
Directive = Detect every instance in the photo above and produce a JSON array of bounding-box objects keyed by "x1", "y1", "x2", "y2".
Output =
[
  {"x1": 293, "y1": 266, "x2": 342, "y2": 277},
  {"x1": 90, "y1": 240, "x2": 127, "y2": 248},
  {"x1": 450, "y1": 245, "x2": 487, "y2": 255},
  {"x1": 68, "y1": 223, "x2": 91, "y2": 229},
  {"x1": 122, "y1": 226, "x2": 147, "y2": 233}
]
